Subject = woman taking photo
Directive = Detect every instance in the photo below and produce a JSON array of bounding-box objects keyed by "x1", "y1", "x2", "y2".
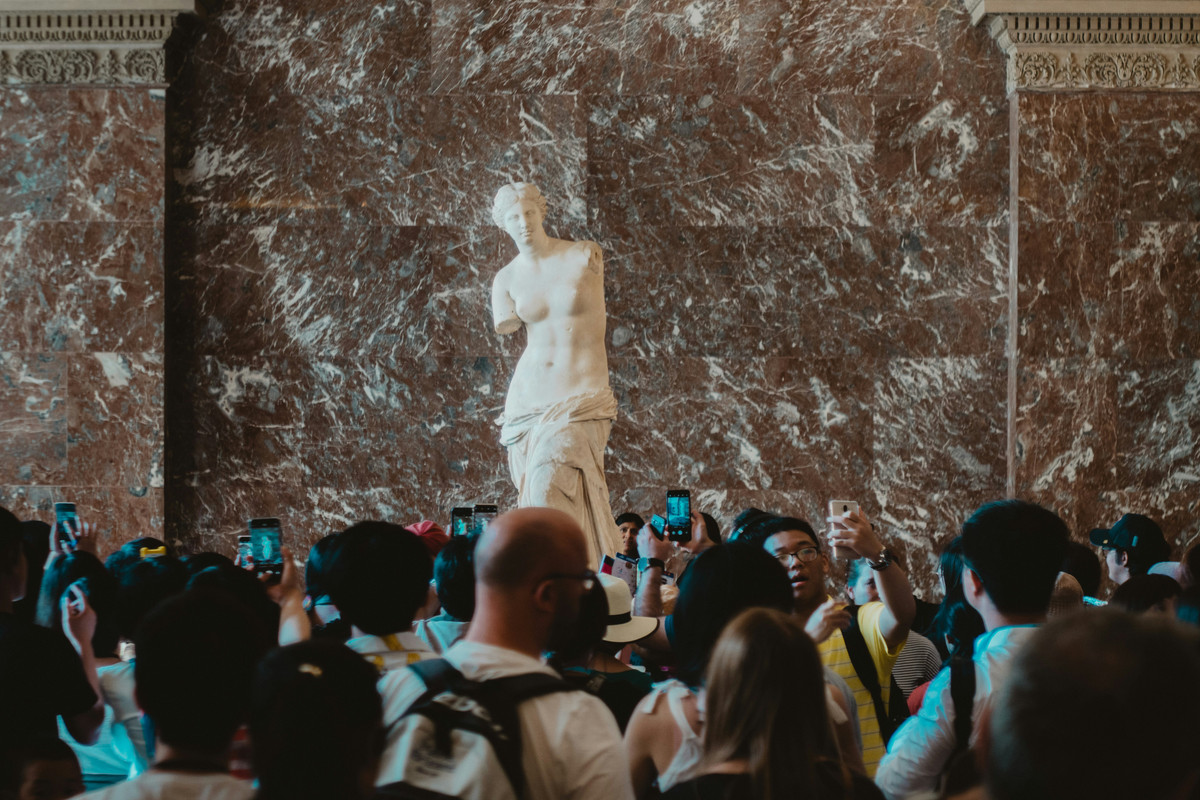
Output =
[{"x1": 663, "y1": 608, "x2": 883, "y2": 800}]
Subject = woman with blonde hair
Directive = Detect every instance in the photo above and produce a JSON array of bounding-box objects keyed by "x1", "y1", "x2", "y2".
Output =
[{"x1": 663, "y1": 608, "x2": 883, "y2": 800}]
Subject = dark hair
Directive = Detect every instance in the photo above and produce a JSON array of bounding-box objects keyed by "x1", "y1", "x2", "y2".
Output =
[
  {"x1": 700, "y1": 512, "x2": 722, "y2": 545},
  {"x1": 433, "y1": 535, "x2": 476, "y2": 622},
  {"x1": 304, "y1": 534, "x2": 340, "y2": 600},
  {"x1": 0, "y1": 737, "x2": 80, "y2": 795},
  {"x1": 987, "y1": 610, "x2": 1200, "y2": 800},
  {"x1": 671, "y1": 543, "x2": 793, "y2": 686},
  {"x1": 1180, "y1": 542, "x2": 1200, "y2": 590},
  {"x1": 135, "y1": 588, "x2": 269, "y2": 753},
  {"x1": 183, "y1": 551, "x2": 235, "y2": 577},
  {"x1": 186, "y1": 564, "x2": 280, "y2": 636},
  {"x1": 114, "y1": 554, "x2": 188, "y2": 641},
  {"x1": 960, "y1": 501, "x2": 1069, "y2": 615},
  {"x1": 35, "y1": 552, "x2": 119, "y2": 657},
  {"x1": 756, "y1": 516, "x2": 817, "y2": 548},
  {"x1": 1110, "y1": 574, "x2": 1182, "y2": 614},
  {"x1": 105, "y1": 537, "x2": 175, "y2": 579},
  {"x1": 326, "y1": 522, "x2": 432, "y2": 636},
  {"x1": 728, "y1": 508, "x2": 777, "y2": 545},
  {"x1": 1116, "y1": 538, "x2": 1173, "y2": 579},
  {"x1": 925, "y1": 537, "x2": 985, "y2": 658},
  {"x1": 0, "y1": 506, "x2": 22, "y2": 575},
  {"x1": 615, "y1": 513, "x2": 644, "y2": 529},
  {"x1": 547, "y1": 580, "x2": 608, "y2": 668},
  {"x1": 14, "y1": 520, "x2": 50, "y2": 624},
  {"x1": 251, "y1": 641, "x2": 383, "y2": 800},
  {"x1": 1060, "y1": 540, "x2": 1102, "y2": 598}
]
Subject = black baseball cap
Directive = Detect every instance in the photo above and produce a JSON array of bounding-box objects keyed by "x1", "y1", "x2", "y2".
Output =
[{"x1": 1089, "y1": 514, "x2": 1166, "y2": 552}]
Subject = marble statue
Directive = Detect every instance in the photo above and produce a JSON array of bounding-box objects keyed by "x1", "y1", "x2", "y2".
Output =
[{"x1": 490, "y1": 182, "x2": 621, "y2": 568}]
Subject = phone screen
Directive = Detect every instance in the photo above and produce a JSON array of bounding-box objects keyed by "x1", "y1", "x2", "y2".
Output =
[
  {"x1": 236, "y1": 535, "x2": 252, "y2": 565},
  {"x1": 54, "y1": 502, "x2": 77, "y2": 545},
  {"x1": 451, "y1": 508, "x2": 473, "y2": 538},
  {"x1": 473, "y1": 504, "x2": 498, "y2": 537},
  {"x1": 666, "y1": 491, "x2": 690, "y2": 531},
  {"x1": 247, "y1": 518, "x2": 283, "y2": 573}
]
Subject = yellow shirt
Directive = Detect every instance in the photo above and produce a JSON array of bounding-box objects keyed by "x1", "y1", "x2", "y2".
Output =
[{"x1": 817, "y1": 599, "x2": 905, "y2": 777}]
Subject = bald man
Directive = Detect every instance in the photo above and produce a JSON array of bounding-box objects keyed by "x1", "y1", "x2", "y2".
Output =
[{"x1": 375, "y1": 508, "x2": 634, "y2": 799}]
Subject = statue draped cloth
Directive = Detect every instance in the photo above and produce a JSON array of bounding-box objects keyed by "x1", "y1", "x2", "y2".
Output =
[{"x1": 498, "y1": 387, "x2": 621, "y2": 568}]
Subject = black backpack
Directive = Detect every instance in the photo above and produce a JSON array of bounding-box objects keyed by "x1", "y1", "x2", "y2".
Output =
[
  {"x1": 841, "y1": 604, "x2": 911, "y2": 743},
  {"x1": 376, "y1": 659, "x2": 580, "y2": 800}
]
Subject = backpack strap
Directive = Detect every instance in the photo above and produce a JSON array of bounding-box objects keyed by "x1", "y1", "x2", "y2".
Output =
[
  {"x1": 948, "y1": 654, "x2": 976, "y2": 760},
  {"x1": 841, "y1": 604, "x2": 908, "y2": 742}
]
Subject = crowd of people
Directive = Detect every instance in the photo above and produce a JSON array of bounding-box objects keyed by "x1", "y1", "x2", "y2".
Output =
[{"x1": 1, "y1": 498, "x2": 1198, "y2": 800}]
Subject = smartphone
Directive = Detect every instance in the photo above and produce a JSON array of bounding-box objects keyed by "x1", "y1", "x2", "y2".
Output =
[
  {"x1": 612, "y1": 553, "x2": 639, "y2": 596},
  {"x1": 236, "y1": 535, "x2": 253, "y2": 566},
  {"x1": 451, "y1": 507, "x2": 474, "y2": 538},
  {"x1": 828, "y1": 500, "x2": 860, "y2": 560},
  {"x1": 54, "y1": 502, "x2": 77, "y2": 548},
  {"x1": 666, "y1": 490, "x2": 691, "y2": 543},
  {"x1": 649, "y1": 514, "x2": 667, "y2": 540},
  {"x1": 247, "y1": 517, "x2": 283, "y2": 579},
  {"x1": 472, "y1": 504, "x2": 498, "y2": 537}
]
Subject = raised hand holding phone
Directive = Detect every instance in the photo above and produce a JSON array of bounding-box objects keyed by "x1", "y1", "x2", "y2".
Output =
[
  {"x1": 61, "y1": 583, "x2": 97, "y2": 654},
  {"x1": 826, "y1": 504, "x2": 885, "y2": 563}
]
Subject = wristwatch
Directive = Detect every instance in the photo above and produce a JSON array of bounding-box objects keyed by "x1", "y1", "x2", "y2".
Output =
[
  {"x1": 868, "y1": 548, "x2": 896, "y2": 571},
  {"x1": 637, "y1": 557, "x2": 665, "y2": 573}
]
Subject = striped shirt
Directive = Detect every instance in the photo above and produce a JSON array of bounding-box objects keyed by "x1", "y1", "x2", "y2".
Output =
[{"x1": 817, "y1": 599, "x2": 905, "y2": 777}]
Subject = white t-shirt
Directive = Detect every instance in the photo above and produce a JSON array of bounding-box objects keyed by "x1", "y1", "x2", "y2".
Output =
[
  {"x1": 75, "y1": 771, "x2": 253, "y2": 800},
  {"x1": 412, "y1": 614, "x2": 469, "y2": 654},
  {"x1": 375, "y1": 640, "x2": 634, "y2": 800}
]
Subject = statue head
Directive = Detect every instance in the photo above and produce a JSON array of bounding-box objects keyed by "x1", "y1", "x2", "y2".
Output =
[{"x1": 491, "y1": 182, "x2": 548, "y2": 229}]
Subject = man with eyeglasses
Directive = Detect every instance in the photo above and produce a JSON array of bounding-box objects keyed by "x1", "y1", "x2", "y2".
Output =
[
  {"x1": 760, "y1": 512, "x2": 915, "y2": 778},
  {"x1": 374, "y1": 507, "x2": 634, "y2": 800}
]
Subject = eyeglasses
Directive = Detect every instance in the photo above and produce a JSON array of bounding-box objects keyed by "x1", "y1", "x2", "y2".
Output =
[
  {"x1": 774, "y1": 547, "x2": 820, "y2": 566},
  {"x1": 541, "y1": 569, "x2": 597, "y2": 591}
]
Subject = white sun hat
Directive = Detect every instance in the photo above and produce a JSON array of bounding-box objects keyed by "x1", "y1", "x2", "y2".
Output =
[{"x1": 598, "y1": 572, "x2": 658, "y2": 644}]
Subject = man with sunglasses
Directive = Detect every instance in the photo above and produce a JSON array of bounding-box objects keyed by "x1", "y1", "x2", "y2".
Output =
[
  {"x1": 761, "y1": 513, "x2": 915, "y2": 777},
  {"x1": 375, "y1": 507, "x2": 633, "y2": 800}
]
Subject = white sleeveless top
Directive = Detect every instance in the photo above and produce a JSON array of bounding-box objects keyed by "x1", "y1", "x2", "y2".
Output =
[{"x1": 641, "y1": 680, "x2": 705, "y2": 792}]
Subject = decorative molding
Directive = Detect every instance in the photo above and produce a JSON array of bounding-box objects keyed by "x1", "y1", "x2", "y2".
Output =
[
  {"x1": 0, "y1": 5, "x2": 192, "y2": 85},
  {"x1": 966, "y1": 1, "x2": 1200, "y2": 91}
]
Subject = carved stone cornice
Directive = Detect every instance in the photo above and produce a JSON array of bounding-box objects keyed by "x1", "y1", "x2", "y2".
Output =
[
  {"x1": 965, "y1": 1, "x2": 1200, "y2": 91},
  {"x1": 0, "y1": 1, "x2": 193, "y2": 86}
]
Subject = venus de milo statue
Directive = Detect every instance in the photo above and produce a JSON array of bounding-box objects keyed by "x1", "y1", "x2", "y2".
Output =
[{"x1": 490, "y1": 182, "x2": 621, "y2": 567}]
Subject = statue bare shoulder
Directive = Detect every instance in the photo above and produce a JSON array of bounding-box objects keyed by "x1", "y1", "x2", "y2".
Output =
[{"x1": 567, "y1": 239, "x2": 603, "y2": 276}]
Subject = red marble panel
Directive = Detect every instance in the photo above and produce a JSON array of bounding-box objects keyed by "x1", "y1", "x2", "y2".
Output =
[
  {"x1": 1116, "y1": 361, "x2": 1200, "y2": 493},
  {"x1": 866, "y1": 225, "x2": 1008, "y2": 358},
  {"x1": 589, "y1": 94, "x2": 874, "y2": 227},
  {"x1": 172, "y1": 0, "x2": 431, "y2": 99},
  {"x1": 63, "y1": 89, "x2": 165, "y2": 223},
  {"x1": 0, "y1": 222, "x2": 164, "y2": 353},
  {"x1": 171, "y1": 223, "x2": 508, "y2": 359},
  {"x1": 1013, "y1": 358, "x2": 1119, "y2": 536},
  {"x1": 1117, "y1": 94, "x2": 1200, "y2": 223},
  {"x1": 737, "y1": 0, "x2": 1004, "y2": 98},
  {"x1": 67, "y1": 354, "x2": 164, "y2": 489},
  {"x1": 0, "y1": 88, "x2": 69, "y2": 221},
  {"x1": 1019, "y1": 222, "x2": 1200, "y2": 361},
  {"x1": 169, "y1": 92, "x2": 587, "y2": 229},
  {"x1": 428, "y1": 0, "x2": 620, "y2": 94},
  {"x1": 872, "y1": 357, "x2": 1007, "y2": 495},
  {"x1": 0, "y1": 352, "x2": 67, "y2": 485},
  {"x1": 1016, "y1": 93, "x2": 1122, "y2": 225},
  {"x1": 873, "y1": 94, "x2": 1009, "y2": 228},
  {"x1": 618, "y1": 0, "x2": 739, "y2": 94},
  {"x1": 1018, "y1": 222, "x2": 1119, "y2": 360},
  {"x1": 0, "y1": 485, "x2": 164, "y2": 560}
]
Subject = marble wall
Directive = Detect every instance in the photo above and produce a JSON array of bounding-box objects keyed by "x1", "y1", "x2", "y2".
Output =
[
  {"x1": 1014, "y1": 92, "x2": 1200, "y2": 553},
  {"x1": 162, "y1": 0, "x2": 1011, "y2": 590},
  {"x1": 0, "y1": 86, "x2": 166, "y2": 554}
]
